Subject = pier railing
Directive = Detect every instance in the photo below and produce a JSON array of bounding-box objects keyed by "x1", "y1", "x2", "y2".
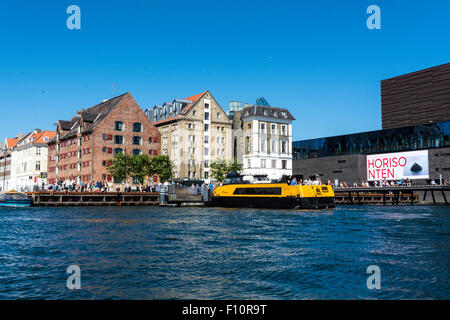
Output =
[
  {"x1": 27, "y1": 191, "x2": 159, "y2": 206},
  {"x1": 333, "y1": 186, "x2": 450, "y2": 205}
]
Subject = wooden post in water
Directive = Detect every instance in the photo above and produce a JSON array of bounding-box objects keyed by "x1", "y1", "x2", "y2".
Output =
[{"x1": 442, "y1": 191, "x2": 448, "y2": 205}]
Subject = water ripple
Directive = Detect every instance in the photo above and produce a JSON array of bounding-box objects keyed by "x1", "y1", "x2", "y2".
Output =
[{"x1": 0, "y1": 205, "x2": 448, "y2": 299}]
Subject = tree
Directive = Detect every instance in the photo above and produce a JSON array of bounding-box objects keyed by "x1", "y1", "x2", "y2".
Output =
[
  {"x1": 210, "y1": 158, "x2": 242, "y2": 182},
  {"x1": 150, "y1": 155, "x2": 174, "y2": 182},
  {"x1": 131, "y1": 154, "x2": 152, "y2": 185},
  {"x1": 228, "y1": 157, "x2": 242, "y2": 173},
  {"x1": 106, "y1": 152, "x2": 133, "y2": 183},
  {"x1": 210, "y1": 159, "x2": 228, "y2": 182}
]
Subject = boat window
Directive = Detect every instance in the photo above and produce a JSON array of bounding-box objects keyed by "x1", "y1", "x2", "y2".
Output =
[{"x1": 233, "y1": 187, "x2": 282, "y2": 195}]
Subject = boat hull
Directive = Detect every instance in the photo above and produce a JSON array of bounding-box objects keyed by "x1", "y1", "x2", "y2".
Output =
[
  {"x1": 209, "y1": 196, "x2": 335, "y2": 209},
  {"x1": 0, "y1": 200, "x2": 32, "y2": 207}
]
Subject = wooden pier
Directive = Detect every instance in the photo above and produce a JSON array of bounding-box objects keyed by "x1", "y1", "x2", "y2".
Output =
[
  {"x1": 334, "y1": 186, "x2": 450, "y2": 205},
  {"x1": 27, "y1": 192, "x2": 159, "y2": 206}
]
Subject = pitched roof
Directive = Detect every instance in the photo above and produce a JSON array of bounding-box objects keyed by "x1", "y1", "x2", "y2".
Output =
[
  {"x1": 5, "y1": 138, "x2": 18, "y2": 149},
  {"x1": 180, "y1": 91, "x2": 207, "y2": 115},
  {"x1": 153, "y1": 91, "x2": 207, "y2": 125},
  {"x1": 242, "y1": 105, "x2": 295, "y2": 120},
  {"x1": 31, "y1": 130, "x2": 56, "y2": 143},
  {"x1": 59, "y1": 92, "x2": 129, "y2": 140}
]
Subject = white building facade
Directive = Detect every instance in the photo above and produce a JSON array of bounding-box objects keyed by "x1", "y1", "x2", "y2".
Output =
[
  {"x1": 241, "y1": 105, "x2": 295, "y2": 179},
  {"x1": 10, "y1": 130, "x2": 55, "y2": 191}
]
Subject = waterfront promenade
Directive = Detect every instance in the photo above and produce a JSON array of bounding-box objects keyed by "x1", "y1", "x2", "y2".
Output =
[{"x1": 25, "y1": 185, "x2": 450, "y2": 206}]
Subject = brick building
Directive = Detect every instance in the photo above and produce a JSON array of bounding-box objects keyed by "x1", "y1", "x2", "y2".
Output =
[{"x1": 47, "y1": 92, "x2": 161, "y2": 185}]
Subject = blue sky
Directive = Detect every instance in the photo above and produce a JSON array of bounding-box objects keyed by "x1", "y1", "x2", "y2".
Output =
[{"x1": 0, "y1": 0, "x2": 449, "y2": 141}]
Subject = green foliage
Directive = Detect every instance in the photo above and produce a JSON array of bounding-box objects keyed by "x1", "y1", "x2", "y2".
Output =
[
  {"x1": 131, "y1": 153, "x2": 152, "y2": 185},
  {"x1": 228, "y1": 157, "x2": 242, "y2": 173},
  {"x1": 106, "y1": 153, "x2": 174, "y2": 184},
  {"x1": 106, "y1": 152, "x2": 133, "y2": 183},
  {"x1": 151, "y1": 155, "x2": 174, "y2": 182},
  {"x1": 210, "y1": 158, "x2": 241, "y2": 182}
]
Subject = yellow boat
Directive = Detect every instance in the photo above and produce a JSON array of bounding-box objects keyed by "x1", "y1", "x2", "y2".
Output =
[{"x1": 207, "y1": 174, "x2": 335, "y2": 209}]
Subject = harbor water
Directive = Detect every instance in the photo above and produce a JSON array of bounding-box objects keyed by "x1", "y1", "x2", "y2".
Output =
[{"x1": 0, "y1": 205, "x2": 448, "y2": 299}]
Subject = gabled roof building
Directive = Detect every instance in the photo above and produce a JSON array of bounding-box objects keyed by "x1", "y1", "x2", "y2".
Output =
[
  {"x1": 145, "y1": 90, "x2": 233, "y2": 180},
  {"x1": 47, "y1": 92, "x2": 161, "y2": 185},
  {"x1": 9, "y1": 129, "x2": 56, "y2": 191}
]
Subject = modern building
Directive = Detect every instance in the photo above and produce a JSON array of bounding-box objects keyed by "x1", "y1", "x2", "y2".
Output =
[
  {"x1": 233, "y1": 104, "x2": 295, "y2": 179},
  {"x1": 9, "y1": 129, "x2": 56, "y2": 191},
  {"x1": 47, "y1": 92, "x2": 161, "y2": 185},
  {"x1": 227, "y1": 101, "x2": 243, "y2": 119},
  {"x1": 382, "y1": 62, "x2": 450, "y2": 129},
  {"x1": 145, "y1": 90, "x2": 232, "y2": 180},
  {"x1": 293, "y1": 63, "x2": 450, "y2": 185}
]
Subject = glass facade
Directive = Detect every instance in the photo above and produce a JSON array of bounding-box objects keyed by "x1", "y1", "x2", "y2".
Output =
[{"x1": 293, "y1": 121, "x2": 450, "y2": 159}]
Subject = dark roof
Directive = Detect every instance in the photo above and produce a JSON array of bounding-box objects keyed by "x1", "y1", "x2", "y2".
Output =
[
  {"x1": 56, "y1": 93, "x2": 129, "y2": 141},
  {"x1": 58, "y1": 120, "x2": 75, "y2": 131},
  {"x1": 242, "y1": 105, "x2": 295, "y2": 120}
]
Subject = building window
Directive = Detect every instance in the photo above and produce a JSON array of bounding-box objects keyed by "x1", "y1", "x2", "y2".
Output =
[
  {"x1": 204, "y1": 160, "x2": 209, "y2": 168},
  {"x1": 204, "y1": 124, "x2": 209, "y2": 131},
  {"x1": 260, "y1": 123, "x2": 266, "y2": 131},
  {"x1": 103, "y1": 134, "x2": 112, "y2": 140},
  {"x1": 114, "y1": 135, "x2": 124, "y2": 144},
  {"x1": 204, "y1": 147, "x2": 209, "y2": 155},
  {"x1": 281, "y1": 125, "x2": 287, "y2": 136},
  {"x1": 204, "y1": 136, "x2": 209, "y2": 144},
  {"x1": 261, "y1": 159, "x2": 266, "y2": 168},
  {"x1": 133, "y1": 149, "x2": 141, "y2": 155},
  {"x1": 115, "y1": 121, "x2": 124, "y2": 131},
  {"x1": 204, "y1": 171, "x2": 209, "y2": 179},
  {"x1": 133, "y1": 123, "x2": 142, "y2": 132},
  {"x1": 271, "y1": 124, "x2": 276, "y2": 134},
  {"x1": 282, "y1": 160, "x2": 287, "y2": 169},
  {"x1": 205, "y1": 103, "x2": 209, "y2": 109},
  {"x1": 282, "y1": 141, "x2": 287, "y2": 154},
  {"x1": 247, "y1": 159, "x2": 251, "y2": 168},
  {"x1": 36, "y1": 147, "x2": 41, "y2": 155},
  {"x1": 36, "y1": 161, "x2": 41, "y2": 171},
  {"x1": 217, "y1": 112, "x2": 221, "y2": 119},
  {"x1": 205, "y1": 112, "x2": 209, "y2": 120},
  {"x1": 114, "y1": 148, "x2": 123, "y2": 155},
  {"x1": 193, "y1": 110, "x2": 197, "y2": 116},
  {"x1": 77, "y1": 163, "x2": 81, "y2": 171},
  {"x1": 133, "y1": 136, "x2": 142, "y2": 145},
  {"x1": 271, "y1": 160, "x2": 277, "y2": 168}
]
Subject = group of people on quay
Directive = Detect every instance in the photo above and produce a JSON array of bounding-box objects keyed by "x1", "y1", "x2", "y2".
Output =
[
  {"x1": 31, "y1": 175, "x2": 450, "y2": 193},
  {"x1": 39, "y1": 179, "x2": 219, "y2": 194}
]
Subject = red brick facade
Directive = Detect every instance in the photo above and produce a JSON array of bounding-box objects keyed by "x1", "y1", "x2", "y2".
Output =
[{"x1": 47, "y1": 93, "x2": 161, "y2": 185}]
